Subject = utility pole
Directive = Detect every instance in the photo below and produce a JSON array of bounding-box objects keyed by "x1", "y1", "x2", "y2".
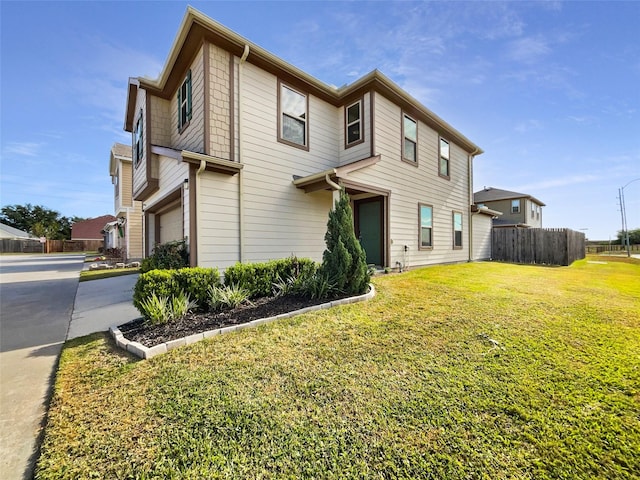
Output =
[
  {"x1": 620, "y1": 178, "x2": 640, "y2": 258},
  {"x1": 618, "y1": 188, "x2": 627, "y2": 255}
]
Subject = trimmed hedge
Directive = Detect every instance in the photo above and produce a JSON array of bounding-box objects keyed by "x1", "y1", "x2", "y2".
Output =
[
  {"x1": 224, "y1": 256, "x2": 318, "y2": 298},
  {"x1": 133, "y1": 267, "x2": 220, "y2": 314}
]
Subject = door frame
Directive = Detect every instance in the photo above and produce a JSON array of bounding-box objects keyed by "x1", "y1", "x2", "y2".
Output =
[{"x1": 353, "y1": 195, "x2": 386, "y2": 268}]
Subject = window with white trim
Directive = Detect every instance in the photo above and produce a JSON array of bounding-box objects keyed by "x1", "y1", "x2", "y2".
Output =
[
  {"x1": 511, "y1": 199, "x2": 520, "y2": 214},
  {"x1": 439, "y1": 137, "x2": 450, "y2": 178},
  {"x1": 453, "y1": 211, "x2": 463, "y2": 248},
  {"x1": 178, "y1": 70, "x2": 192, "y2": 131},
  {"x1": 419, "y1": 203, "x2": 433, "y2": 248},
  {"x1": 279, "y1": 82, "x2": 307, "y2": 148},
  {"x1": 403, "y1": 114, "x2": 417, "y2": 163},
  {"x1": 345, "y1": 100, "x2": 362, "y2": 146}
]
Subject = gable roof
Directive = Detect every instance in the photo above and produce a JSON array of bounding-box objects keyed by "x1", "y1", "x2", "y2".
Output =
[
  {"x1": 125, "y1": 6, "x2": 482, "y2": 156},
  {"x1": 110, "y1": 142, "x2": 132, "y2": 176},
  {"x1": 71, "y1": 215, "x2": 116, "y2": 240},
  {"x1": 474, "y1": 187, "x2": 545, "y2": 206},
  {"x1": 0, "y1": 222, "x2": 33, "y2": 239}
]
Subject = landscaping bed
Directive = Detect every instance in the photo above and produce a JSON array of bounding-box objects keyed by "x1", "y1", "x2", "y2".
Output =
[{"x1": 119, "y1": 293, "x2": 351, "y2": 347}]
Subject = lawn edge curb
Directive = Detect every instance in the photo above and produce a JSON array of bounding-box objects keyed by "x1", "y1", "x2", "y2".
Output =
[{"x1": 110, "y1": 283, "x2": 376, "y2": 360}]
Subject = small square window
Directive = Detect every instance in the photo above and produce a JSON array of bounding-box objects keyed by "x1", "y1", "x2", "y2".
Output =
[
  {"x1": 134, "y1": 110, "x2": 143, "y2": 167},
  {"x1": 403, "y1": 114, "x2": 417, "y2": 163},
  {"x1": 345, "y1": 100, "x2": 363, "y2": 146},
  {"x1": 439, "y1": 138, "x2": 450, "y2": 178},
  {"x1": 177, "y1": 70, "x2": 192, "y2": 131}
]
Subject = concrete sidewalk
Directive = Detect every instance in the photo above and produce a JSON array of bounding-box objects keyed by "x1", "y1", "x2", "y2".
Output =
[{"x1": 67, "y1": 274, "x2": 140, "y2": 340}]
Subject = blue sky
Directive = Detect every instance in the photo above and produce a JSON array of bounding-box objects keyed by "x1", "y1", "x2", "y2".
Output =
[{"x1": 1, "y1": 1, "x2": 638, "y2": 241}]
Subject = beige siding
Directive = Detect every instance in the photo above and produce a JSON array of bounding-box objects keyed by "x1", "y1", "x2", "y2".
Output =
[
  {"x1": 149, "y1": 96, "x2": 171, "y2": 147},
  {"x1": 132, "y1": 88, "x2": 148, "y2": 196},
  {"x1": 171, "y1": 45, "x2": 205, "y2": 153},
  {"x1": 159, "y1": 206, "x2": 183, "y2": 244},
  {"x1": 472, "y1": 213, "x2": 493, "y2": 260},
  {"x1": 120, "y1": 161, "x2": 133, "y2": 207},
  {"x1": 127, "y1": 203, "x2": 144, "y2": 259},
  {"x1": 208, "y1": 44, "x2": 231, "y2": 159},
  {"x1": 235, "y1": 63, "x2": 336, "y2": 263},
  {"x1": 347, "y1": 93, "x2": 470, "y2": 268},
  {"x1": 198, "y1": 171, "x2": 240, "y2": 269},
  {"x1": 339, "y1": 92, "x2": 372, "y2": 165}
]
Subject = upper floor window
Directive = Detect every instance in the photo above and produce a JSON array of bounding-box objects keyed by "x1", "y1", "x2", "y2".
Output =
[
  {"x1": 531, "y1": 201, "x2": 535, "y2": 218},
  {"x1": 114, "y1": 170, "x2": 119, "y2": 198},
  {"x1": 511, "y1": 199, "x2": 520, "y2": 214},
  {"x1": 279, "y1": 82, "x2": 308, "y2": 149},
  {"x1": 403, "y1": 114, "x2": 417, "y2": 163},
  {"x1": 134, "y1": 110, "x2": 143, "y2": 168},
  {"x1": 439, "y1": 138, "x2": 450, "y2": 178},
  {"x1": 178, "y1": 70, "x2": 192, "y2": 132},
  {"x1": 419, "y1": 203, "x2": 433, "y2": 249},
  {"x1": 345, "y1": 100, "x2": 363, "y2": 147},
  {"x1": 536, "y1": 205, "x2": 540, "y2": 219},
  {"x1": 453, "y1": 211, "x2": 463, "y2": 249}
]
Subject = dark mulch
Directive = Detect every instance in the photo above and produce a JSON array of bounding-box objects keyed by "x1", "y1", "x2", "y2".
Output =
[{"x1": 118, "y1": 294, "x2": 348, "y2": 348}]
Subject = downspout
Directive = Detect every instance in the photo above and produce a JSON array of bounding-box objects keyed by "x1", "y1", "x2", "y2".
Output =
[
  {"x1": 468, "y1": 148, "x2": 479, "y2": 262},
  {"x1": 195, "y1": 159, "x2": 206, "y2": 265},
  {"x1": 325, "y1": 174, "x2": 341, "y2": 208},
  {"x1": 238, "y1": 44, "x2": 250, "y2": 262}
]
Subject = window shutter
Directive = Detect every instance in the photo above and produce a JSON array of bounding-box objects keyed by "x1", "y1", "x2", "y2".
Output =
[
  {"x1": 186, "y1": 70, "x2": 192, "y2": 121},
  {"x1": 177, "y1": 88, "x2": 182, "y2": 129}
]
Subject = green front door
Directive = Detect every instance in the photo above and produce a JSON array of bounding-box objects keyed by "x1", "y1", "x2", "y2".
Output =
[{"x1": 356, "y1": 198, "x2": 383, "y2": 267}]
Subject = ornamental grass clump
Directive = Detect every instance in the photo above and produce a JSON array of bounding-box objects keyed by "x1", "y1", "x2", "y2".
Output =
[
  {"x1": 137, "y1": 291, "x2": 197, "y2": 325},
  {"x1": 207, "y1": 284, "x2": 252, "y2": 312}
]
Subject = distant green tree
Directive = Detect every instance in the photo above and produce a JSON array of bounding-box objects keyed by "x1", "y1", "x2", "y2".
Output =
[
  {"x1": 617, "y1": 228, "x2": 640, "y2": 245},
  {"x1": 0, "y1": 204, "x2": 82, "y2": 240},
  {"x1": 320, "y1": 190, "x2": 370, "y2": 296}
]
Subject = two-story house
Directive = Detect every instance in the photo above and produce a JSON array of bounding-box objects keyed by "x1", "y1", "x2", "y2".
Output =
[
  {"x1": 474, "y1": 187, "x2": 545, "y2": 228},
  {"x1": 124, "y1": 7, "x2": 484, "y2": 271},
  {"x1": 107, "y1": 143, "x2": 143, "y2": 260}
]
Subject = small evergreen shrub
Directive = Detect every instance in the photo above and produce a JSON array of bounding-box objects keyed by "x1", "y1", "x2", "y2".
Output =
[
  {"x1": 133, "y1": 270, "x2": 178, "y2": 312},
  {"x1": 320, "y1": 190, "x2": 370, "y2": 296},
  {"x1": 224, "y1": 256, "x2": 317, "y2": 298},
  {"x1": 173, "y1": 267, "x2": 221, "y2": 307},
  {"x1": 140, "y1": 240, "x2": 189, "y2": 273}
]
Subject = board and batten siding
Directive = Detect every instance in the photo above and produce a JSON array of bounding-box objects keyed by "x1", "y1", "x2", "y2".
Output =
[
  {"x1": 347, "y1": 93, "x2": 471, "y2": 268},
  {"x1": 234, "y1": 62, "x2": 336, "y2": 263},
  {"x1": 170, "y1": 45, "x2": 205, "y2": 153},
  {"x1": 197, "y1": 171, "x2": 239, "y2": 269}
]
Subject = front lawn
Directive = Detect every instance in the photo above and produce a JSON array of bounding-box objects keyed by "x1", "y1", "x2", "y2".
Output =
[{"x1": 36, "y1": 257, "x2": 640, "y2": 479}]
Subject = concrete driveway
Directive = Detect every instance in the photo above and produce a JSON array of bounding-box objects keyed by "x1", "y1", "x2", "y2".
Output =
[{"x1": 0, "y1": 254, "x2": 84, "y2": 480}]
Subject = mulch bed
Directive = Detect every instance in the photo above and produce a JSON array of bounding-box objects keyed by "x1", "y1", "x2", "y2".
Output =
[{"x1": 118, "y1": 294, "x2": 349, "y2": 348}]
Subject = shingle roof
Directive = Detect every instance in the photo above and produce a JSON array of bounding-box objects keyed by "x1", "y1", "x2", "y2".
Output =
[
  {"x1": 71, "y1": 215, "x2": 116, "y2": 240},
  {"x1": 474, "y1": 187, "x2": 545, "y2": 206}
]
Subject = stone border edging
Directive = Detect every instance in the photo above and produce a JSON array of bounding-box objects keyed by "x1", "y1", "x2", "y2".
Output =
[{"x1": 110, "y1": 284, "x2": 376, "y2": 360}]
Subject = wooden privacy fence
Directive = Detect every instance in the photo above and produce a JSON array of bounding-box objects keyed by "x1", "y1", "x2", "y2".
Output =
[
  {"x1": 0, "y1": 239, "x2": 103, "y2": 254},
  {"x1": 492, "y1": 228, "x2": 585, "y2": 266},
  {"x1": 0, "y1": 238, "x2": 44, "y2": 253}
]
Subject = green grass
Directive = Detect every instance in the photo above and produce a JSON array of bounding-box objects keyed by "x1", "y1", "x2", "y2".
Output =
[
  {"x1": 79, "y1": 267, "x2": 139, "y2": 282},
  {"x1": 36, "y1": 257, "x2": 640, "y2": 479}
]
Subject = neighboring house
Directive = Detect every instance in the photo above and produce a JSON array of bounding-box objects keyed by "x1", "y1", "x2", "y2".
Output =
[
  {"x1": 123, "y1": 7, "x2": 484, "y2": 270},
  {"x1": 0, "y1": 222, "x2": 33, "y2": 239},
  {"x1": 108, "y1": 142, "x2": 144, "y2": 260},
  {"x1": 474, "y1": 187, "x2": 545, "y2": 228},
  {"x1": 72, "y1": 215, "x2": 116, "y2": 241}
]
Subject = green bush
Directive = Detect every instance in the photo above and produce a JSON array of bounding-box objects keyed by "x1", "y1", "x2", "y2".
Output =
[
  {"x1": 173, "y1": 267, "x2": 221, "y2": 307},
  {"x1": 224, "y1": 256, "x2": 317, "y2": 298},
  {"x1": 320, "y1": 190, "x2": 370, "y2": 296},
  {"x1": 133, "y1": 270, "x2": 177, "y2": 312},
  {"x1": 140, "y1": 240, "x2": 189, "y2": 273},
  {"x1": 133, "y1": 267, "x2": 220, "y2": 312}
]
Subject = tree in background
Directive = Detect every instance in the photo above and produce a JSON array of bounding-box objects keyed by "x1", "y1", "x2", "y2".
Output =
[
  {"x1": 0, "y1": 204, "x2": 84, "y2": 240},
  {"x1": 617, "y1": 228, "x2": 640, "y2": 245},
  {"x1": 320, "y1": 190, "x2": 370, "y2": 295}
]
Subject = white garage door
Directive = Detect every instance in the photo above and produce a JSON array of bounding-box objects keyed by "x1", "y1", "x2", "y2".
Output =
[{"x1": 159, "y1": 206, "x2": 183, "y2": 244}]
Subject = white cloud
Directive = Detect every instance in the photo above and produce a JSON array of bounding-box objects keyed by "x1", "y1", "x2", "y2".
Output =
[
  {"x1": 507, "y1": 36, "x2": 551, "y2": 63},
  {"x1": 2, "y1": 142, "x2": 43, "y2": 157},
  {"x1": 514, "y1": 119, "x2": 542, "y2": 133}
]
